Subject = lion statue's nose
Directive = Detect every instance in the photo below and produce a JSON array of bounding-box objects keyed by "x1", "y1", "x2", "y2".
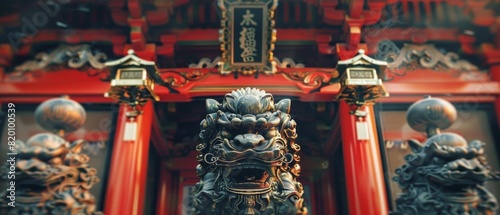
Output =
[{"x1": 233, "y1": 134, "x2": 265, "y2": 149}]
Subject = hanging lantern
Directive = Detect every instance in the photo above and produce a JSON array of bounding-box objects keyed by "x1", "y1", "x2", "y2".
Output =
[
  {"x1": 336, "y1": 49, "x2": 389, "y2": 108},
  {"x1": 104, "y1": 49, "x2": 160, "y2": 108}
]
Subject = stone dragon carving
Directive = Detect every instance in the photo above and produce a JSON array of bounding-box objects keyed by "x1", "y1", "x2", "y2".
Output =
[
  {"x1": 391, "y1": 96, "x2": 499, "y2": 215},
  {"x1": 193, "y1": 88, "x2": 308, "y2": 214}
]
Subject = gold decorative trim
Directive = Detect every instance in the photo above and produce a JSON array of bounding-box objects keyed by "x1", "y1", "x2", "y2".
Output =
[
  {"x1": 190, "y1": 85, "x2": 302, "y2": 93},
  {"x1": 161, "y1": 70, "x2": 211, "y2": 88},
  {"x1": 159, "y1": 67, "x2": 339, "y2": 94},
  {"x1": 281, "y1": 69, "x2": 337, "y2": 89},
  {"x1": 187, "y1": 56, "x2": 304, "y2": 69}
]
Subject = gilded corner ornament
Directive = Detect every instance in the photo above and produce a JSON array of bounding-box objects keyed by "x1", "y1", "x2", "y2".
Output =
[{"x1": 218, "y1": 0, "x2": 278, "y2": 75}]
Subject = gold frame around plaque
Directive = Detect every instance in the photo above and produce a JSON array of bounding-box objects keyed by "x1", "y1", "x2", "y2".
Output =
[
  {"x1": 218, "y1": 0, "x2": 278, "y2": 75},
  {"x1": 230, "y1": 5, "x2": 267, "y2": 68}
]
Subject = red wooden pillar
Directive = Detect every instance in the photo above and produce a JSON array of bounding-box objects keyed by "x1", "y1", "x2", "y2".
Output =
[
  {"x1": 104, "y1": 102, "x2": 153, "y2": 215},
  {"x1": 483, "y1": 50, "x2": 500, "y2": 129},
  {"x1": 493, "y1": 68, "x2": 500, "y2": 129},
  {"x1": 339, "y1": 101, "x2": 389, "y2": 215},
  {"x1": 156, "y1": 161, "x2": 172, "y2": 215},
  {"x1": 320, "y1": 168, "x2": 338, "y2": 215}
]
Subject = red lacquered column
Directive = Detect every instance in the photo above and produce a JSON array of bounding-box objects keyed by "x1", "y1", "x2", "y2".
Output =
[
  {"x1": 321, "y1": 169, "x2": 338, "y2": 215},
  {"x1": 156, "y1": 161, "x2": 172, "y2": 215},
  {"x1": 104, "y1": 102, "x2": 153, "y2": 215},
  {"x1": 496, "y1": 98, "x2": 500, "y2": 129},
  {"x1": 483, "y1": 50, "x2": 500, "y2": 129},
  {"x1": 494, "y1": 70, "x2": 500, "y2": 129},
  {"x1": 339, "y1": 101, "x2": 388, "y2": 215}
]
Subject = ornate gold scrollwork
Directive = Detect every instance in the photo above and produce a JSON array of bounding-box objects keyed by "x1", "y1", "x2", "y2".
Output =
[
  {"x1": 160, "y1": 69, "x2": 212, "y2": 88},
  {"x1": 281, "y1": 69, "x2": 336, "y2": 89}
]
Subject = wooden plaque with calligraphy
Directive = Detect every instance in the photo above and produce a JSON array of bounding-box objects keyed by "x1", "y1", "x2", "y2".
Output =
[{"x1": 218, "y1": 0, "x2": 278, "y2": 75}]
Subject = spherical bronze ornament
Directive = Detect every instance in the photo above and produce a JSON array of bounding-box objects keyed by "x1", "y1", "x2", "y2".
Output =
[
  {"x1": 35, "y1": 96, "x2": 86, "y2": 133},
  {"x1": 425, "y1": 132, "x2": 467, "y2": 148},
  {"x1": 406, "y1": 96, "x2": 457, "y2": 133},
  {"x1": 27, "y1": 132, "x2": 68, "y2": 149}
]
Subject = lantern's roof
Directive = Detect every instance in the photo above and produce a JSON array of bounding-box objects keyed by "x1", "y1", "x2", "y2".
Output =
[
  {"x1": 105, "y1": 49, "x2": 162, "y2": 83},
  {"x1": 105, "y1": 49, "x2": 156, "y2": 67},
  {"x1": 336, "y1": 49, "x2": 387, "y2": 72}
]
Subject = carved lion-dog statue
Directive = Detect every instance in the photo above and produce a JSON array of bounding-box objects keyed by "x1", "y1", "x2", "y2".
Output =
[
  {"x1": 0, "y1": 133, "x2": 101, "y2": 215},
  {"x1": 391, "y1": 137, "x2": 499, "y2": 215},
  {"x1": 193, "y1": 88, "x2": 308, "y2": 215},
  {"x1": 391, "y1": 97, "x2": 499, "y2": 215}
]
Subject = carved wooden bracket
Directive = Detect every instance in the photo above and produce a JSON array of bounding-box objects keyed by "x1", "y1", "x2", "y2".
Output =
[
  {"x1": 343, "y1": 17, "x2": 364, "y2": 49},
  {"x1": 378, "y1": 43, "x2": 483, "y2": 81},
  {"x1": 108, "y1": 0, "x2": 189, "y2": 26},
  {"x1": 8, "y1": 44, "x2": 109, "y2": 80},
  {"x1": 316, "y1": 34, "x2": 335, "y2": 55},
  {"x1": 128, "y1": 16, "x2": 148, "y2": 51},
  {"x1": 158, "y1": 56, "x2": 339, "y2": 94},
  {"x1": 321, "y1": 0, "x2": 346, "y2": 25}
]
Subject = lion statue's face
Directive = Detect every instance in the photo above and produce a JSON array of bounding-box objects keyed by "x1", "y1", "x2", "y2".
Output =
[{"x1": 194, "y1": 88, "x2": 307, "y2": 215}]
